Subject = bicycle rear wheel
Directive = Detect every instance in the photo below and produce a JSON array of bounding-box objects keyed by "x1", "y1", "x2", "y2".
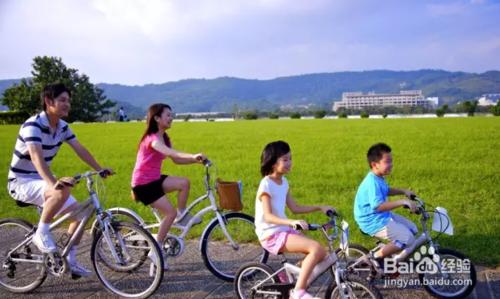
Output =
[
  {"x1": 201, "y1": 212, "x2": 269, "y2": 281},
  {"x1": 234, "y1": 262, "x2": 279, "y2": 299},
  {"x1": 0, "y1": 218, "x2": 46, "y2": 293},
  {"x1": 91, "y1": 221, "x2": 163, "y2": 298}
]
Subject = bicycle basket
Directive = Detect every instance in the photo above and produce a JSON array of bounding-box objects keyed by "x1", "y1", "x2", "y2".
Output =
[{"x1": 215, "y1": 178, "x2": 243, "y2": 211}]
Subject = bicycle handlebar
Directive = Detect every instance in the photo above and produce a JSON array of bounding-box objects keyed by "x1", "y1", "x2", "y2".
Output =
[
  {"x1": 74, "y1": 169, "x2": 112, "y2": 182},
  {"x1": 291, "y1": 209, "x2": 338, "y2": 231},
  {"x1": 202, "y1": 159, "x2": 212, "y2": 167}
]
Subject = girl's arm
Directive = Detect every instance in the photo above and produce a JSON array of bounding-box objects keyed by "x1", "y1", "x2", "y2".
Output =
[
  {"x1": 285, "y1": 191, "x2": 333, "y2": 214},
  {"x1": 151, "y1": 138, "x2": 204, "y2": 164},
  {"x1": 261, "y1": 193, "x2": 295, "y2": 226}
]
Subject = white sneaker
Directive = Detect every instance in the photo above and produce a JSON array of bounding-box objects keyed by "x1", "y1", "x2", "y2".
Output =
[
  {"x1": 70, "y1": 262, "x2": 92, "y2": 278},
  {"x1": 175, "y1": 212, "x2": 202, "y2": 226},
  {"x1": 147, "y1": 249, "x2": 168, "y2": 271},
  {"x1": 32, "y1": 231, "x2": 57, "y2": 253},
  {"x1": 290, "y1": 289, "x2": 321, "y2": 299}
]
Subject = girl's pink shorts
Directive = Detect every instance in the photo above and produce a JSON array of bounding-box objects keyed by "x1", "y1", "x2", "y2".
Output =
[{"x1": 260, "y1": 229, "x2": 301, "y2": 255}]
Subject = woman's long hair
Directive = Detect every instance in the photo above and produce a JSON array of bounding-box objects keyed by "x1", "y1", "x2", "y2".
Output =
[{"x1": 140, "y1": 103, "x2": 172, "y2": 147}]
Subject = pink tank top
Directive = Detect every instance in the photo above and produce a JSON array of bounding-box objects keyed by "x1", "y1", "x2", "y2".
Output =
[{"x1": 131, "y1": 134, "x2": 168, "y2": 187}]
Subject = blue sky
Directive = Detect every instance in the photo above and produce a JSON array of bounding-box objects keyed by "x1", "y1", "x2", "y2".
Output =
[{"x1": 1, "y1": 0, "x2": 499, "y2": 85}]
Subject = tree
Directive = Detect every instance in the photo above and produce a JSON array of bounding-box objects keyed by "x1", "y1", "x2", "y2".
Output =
[
  {"x1": 436, "y1": 104, "x2": 448, "y2": 117},
  {"x1": 313, "y1": 109, "x2": 327, "y2": 119},
  {"x1": 461, "y1": 101, "x2": 478, "y2": 117},
  {"x1": 360, "y1": 111, "x2": 369, "y2": 118},
  {"x1": 1, "y1": 56, "x2": 115, "y2": 122},
  {"x1": 290, "y1": 112, "x2": 301, "y2": 119},
  {"x1": 491, "y1": 101, "x2": 500, "y2": 116}
]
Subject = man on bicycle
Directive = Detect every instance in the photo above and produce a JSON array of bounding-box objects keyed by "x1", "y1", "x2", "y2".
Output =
[{"x1": 6, "y1": 83, "x2": 112, "y2": 277}]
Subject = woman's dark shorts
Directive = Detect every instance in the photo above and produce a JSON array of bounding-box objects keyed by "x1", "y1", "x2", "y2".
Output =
[{"x1": 132, "y1": 175, "x2": 168, "y2": 205}]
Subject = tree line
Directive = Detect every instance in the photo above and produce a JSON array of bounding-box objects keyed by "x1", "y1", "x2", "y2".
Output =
[{"x1": 0, "y1": 56, "x2": 115, "y2": 123}]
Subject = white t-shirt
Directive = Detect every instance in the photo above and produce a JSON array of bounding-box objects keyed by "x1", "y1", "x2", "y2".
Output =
[{"x1": 254, "y1": 176, "x2": 290, "y2": 240}]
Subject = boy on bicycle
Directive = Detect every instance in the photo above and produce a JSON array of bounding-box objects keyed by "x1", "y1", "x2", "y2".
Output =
[
  {"x1": 6, "y1": 83, "x2": 112, "y2": 277},
  {"x1": 353, "y1": 143, "x2": 418, "y2": 266}
]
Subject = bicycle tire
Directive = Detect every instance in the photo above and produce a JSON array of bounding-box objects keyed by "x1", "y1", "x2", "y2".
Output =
[
  {"x1": 0, "y1": 218, "x2": 47, "y2": 293},
  {"x1": 91, "y1": 221, "x2": 163, "y2": 298},
  {"x1": 234, "y1": 262, "x2": 278, "y2": 299},
  {"x1": 200, "y1": 212, "x2": 269, "y2": 282},
  {"x1": 417, "y1": 247, "x2": 476, "y2": 299},
  {"x1": 335, "y1": 243, "x2": 372, "y2": 279},
  {"x1": 90, "y1": 208, "x2": 142, "y2": 240},
  {"x1": 325, "y1": 273, "x2": 382, "y2": 299}
]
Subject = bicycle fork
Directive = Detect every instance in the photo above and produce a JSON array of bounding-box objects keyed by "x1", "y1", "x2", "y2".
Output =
[{"x1": 214, "y1": 212, "x2": 239, "y2": 250}]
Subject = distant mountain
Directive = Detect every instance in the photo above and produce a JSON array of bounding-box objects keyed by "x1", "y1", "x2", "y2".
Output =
[{"x1": 2, "y1": 70, "x2": 500, "y2": 112}]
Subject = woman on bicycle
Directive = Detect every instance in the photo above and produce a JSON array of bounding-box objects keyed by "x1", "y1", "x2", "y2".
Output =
[
  {"x1": 131, "y1": 103, "x2": 206, "y2": 269},
  {"x1": 255, "y1": 140, "x2": 333, "y2": 299}
]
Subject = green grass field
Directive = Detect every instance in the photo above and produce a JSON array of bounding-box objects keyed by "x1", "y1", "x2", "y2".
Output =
[{"x1": 1, "y1": 117, "x2": 499, "y2": 266}]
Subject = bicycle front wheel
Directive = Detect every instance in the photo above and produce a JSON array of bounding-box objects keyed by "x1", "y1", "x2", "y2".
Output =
[
  {"x1": 0, "y1": 218, "x2": 46, "y2": 293},
  {"x1": 325, "y1": 274, "x2": 382, "y2": 299},
  {"x1": 417, "y1": 247, "x2": 476, "y2": 299},
  {"x1": 201, "y1": 212, "x2": 269, "y2": 282},
  {"x1": 91, "y1": 221, "x2": 164, "y2": 298}
]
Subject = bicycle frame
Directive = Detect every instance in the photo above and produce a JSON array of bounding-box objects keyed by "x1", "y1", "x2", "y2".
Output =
[
  {"x1": 250, "y1": 215, "x2": 347, "y2": 297},
  {"x1": 7, "y1": 172, "x2": 127, "y2": 272},
  {"x1": 349, "y1": 196, "x2": 445, "y2": 273},
  {"x1": 105, "y1": 162, "x2": 239, "y2": 249}
]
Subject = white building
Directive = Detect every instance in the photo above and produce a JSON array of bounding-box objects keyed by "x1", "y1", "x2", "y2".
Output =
[
  {"x1": 332, "y1": 90, "x2": 438, "y2": 112},
  {"x1": 477, "y1": 94, "x2": 500, "y2": 106}
]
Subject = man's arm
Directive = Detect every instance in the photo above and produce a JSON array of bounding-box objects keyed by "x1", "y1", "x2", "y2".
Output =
[
  {"x1": 27, "y1": 144, "x2": 57, "y2": 185},
  {"x1": 67, "y1": 139, "x2": 103, "y2": 171}
]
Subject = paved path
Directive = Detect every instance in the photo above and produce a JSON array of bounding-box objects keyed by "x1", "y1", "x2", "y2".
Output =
[{"x1": 0, "y1": 234, "x2": 498, "y2": 298}]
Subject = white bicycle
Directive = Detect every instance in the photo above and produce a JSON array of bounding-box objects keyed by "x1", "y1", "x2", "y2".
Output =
[{"x1": 91, "y1": 159, "x2": 269, "y2": 281}]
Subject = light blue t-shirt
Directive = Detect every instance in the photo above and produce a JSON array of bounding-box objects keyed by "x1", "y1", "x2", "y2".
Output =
[{"x1": 354, "y1": 171, "x2": 391, "y2": 235}]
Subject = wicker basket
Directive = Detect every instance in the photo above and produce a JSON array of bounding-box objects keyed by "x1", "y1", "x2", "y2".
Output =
[{"x1": 215, "y1": 178, "x2": 243, "y2": 211}]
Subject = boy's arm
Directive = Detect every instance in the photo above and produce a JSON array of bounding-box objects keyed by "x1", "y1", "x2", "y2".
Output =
[
  {"x1": 285, "y1": 191, "x2": 333, "y2": 214},
  {"x1": 388, "y1": 187, "x2": 415, "y2": 198},
  {"x1": 376, "y1": 199, "x2": 413, "y2": 212}
]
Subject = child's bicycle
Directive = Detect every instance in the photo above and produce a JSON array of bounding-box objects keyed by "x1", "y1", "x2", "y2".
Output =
[
  {"x1": 0, "y1": 170, "x2": 164, "y2": 299},
  {"x1": 234, "y1": 211, "x2": 382, "y2": 299},
  {"x1": 91, "y1": 159, "x2": 269, "y2": 282},
  {"x1": 343, "y1": 195, "x2": 477, "y2": 299}
]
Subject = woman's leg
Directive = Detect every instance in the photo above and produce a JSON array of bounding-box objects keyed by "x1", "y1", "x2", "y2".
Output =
[
  {"x1": 282, "y1": 234, "x2": 327, "y2": 290},
  {"x1": 150, "y1": 196, "x2": 176, "y2": 243},
  {"x1": 162, "y1": 176, "x2": 190, "y2": 210}
]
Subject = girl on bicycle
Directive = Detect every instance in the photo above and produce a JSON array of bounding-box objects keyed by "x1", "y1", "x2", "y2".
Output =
[
  {"x1": 255, "y1": 140, "x2": 333, "y2": 299},
  {"x1": 131, "y1": 103, "x2": 206, "y2": 269}
]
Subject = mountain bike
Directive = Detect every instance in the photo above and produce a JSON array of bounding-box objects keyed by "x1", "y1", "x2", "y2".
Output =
[
  {"x1": 343, "y1": 195, "x2": 476, "y2": 299},
  {"x1": 91, "y1": 159, "x2": 269, "y2": 281},
  {"x1": 234, "y1": 211, "x2": 382, "y2": 299},
  {"x1": 0, "y1": 170, "x2": 164, "y2": 298}
]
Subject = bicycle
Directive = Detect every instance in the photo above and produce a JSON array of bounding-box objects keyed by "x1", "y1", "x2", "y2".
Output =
[
  {"x1": 234, "y1": 211, "x2": 382, "y2": 299},
  {"x1": 91, "y1": 159, "x2": 269, "y2": 281},
  {"x1": 0, "y1": 170, "x2": 164, "y2": 298},
  {"x1": 343, "y1": 195, "x2": 477, "y2": 299}
]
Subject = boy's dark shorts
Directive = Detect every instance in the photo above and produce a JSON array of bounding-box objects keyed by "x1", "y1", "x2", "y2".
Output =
[{"x1": 132, "y1": 175, "x2": 168, "y2": 205}]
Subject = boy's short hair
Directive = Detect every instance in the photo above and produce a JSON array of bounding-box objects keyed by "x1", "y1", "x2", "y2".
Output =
[
  {"x1": 40, "y1": 83, "x2": 71, "y2": 111},
  {"x1": 367, "y1": 143, "x2": 392, "y2": 166}
]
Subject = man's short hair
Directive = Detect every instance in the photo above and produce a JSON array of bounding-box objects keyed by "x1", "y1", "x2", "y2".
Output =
[
  {"x1": 367, "y1": 143, "x2": 392, "y2": 166},
  {"x1": 41, "y1": 83, "x2": 71, "y2": 111}
]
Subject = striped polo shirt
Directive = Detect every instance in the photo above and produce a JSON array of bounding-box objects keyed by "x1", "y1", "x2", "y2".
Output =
[{"x1": 8, "y1": 111, "x2": 76, "y2": 180}]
